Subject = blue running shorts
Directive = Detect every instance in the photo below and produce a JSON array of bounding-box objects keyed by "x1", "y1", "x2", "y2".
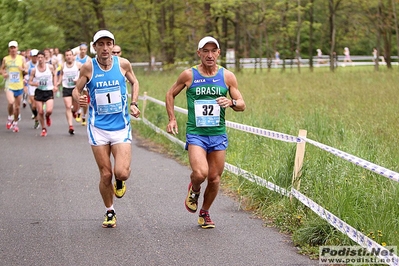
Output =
[
  {"x1": 7, "y1": 88, "x2": 24, "y2": 97},
  {"x1": 185, "y1": 133, "x2": 228, "y2": 153}
]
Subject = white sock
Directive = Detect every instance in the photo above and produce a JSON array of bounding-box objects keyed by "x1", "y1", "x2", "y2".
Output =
[{"x1": 106, "y1": 205, "x2": 115, "y2": 212}]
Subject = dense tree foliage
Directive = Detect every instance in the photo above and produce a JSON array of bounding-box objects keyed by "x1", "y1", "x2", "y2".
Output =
[{"x1": 1, "y1": 0, "x2": 399, "y2": 70}]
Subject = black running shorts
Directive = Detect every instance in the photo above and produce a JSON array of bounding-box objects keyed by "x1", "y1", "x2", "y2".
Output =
[
  {"x1": 62, "y1": 87, "x2": 74, "y2": 97},
  {"x1": 34, "y1": 89, "x2": 54, "y2": 102}
]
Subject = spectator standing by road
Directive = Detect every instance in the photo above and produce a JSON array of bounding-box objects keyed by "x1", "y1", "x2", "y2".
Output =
[
  {"x1": 165, "y1": 36, "x2": 246, "y2": 229},
  {"x1": 343, "y1": 47, "x2": 352, "y2": 66}
]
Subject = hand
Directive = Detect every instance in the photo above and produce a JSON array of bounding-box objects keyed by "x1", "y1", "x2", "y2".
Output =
[
  {"x1": 130, "y1": 105, "x2": 140, "y2": 118},
  {"x1": 79, "y1": 95, "x2": 88, "y2": 107},
  {"x1": 167, "y1": 120, "x2": 178, "y2": 135},
  {"x1": 216, "y1": 96, "x2": 231, "y2": 108}
]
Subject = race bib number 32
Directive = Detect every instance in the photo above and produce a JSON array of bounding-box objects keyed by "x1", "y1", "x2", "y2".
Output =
[
  {"x1": 194, "y1": 99, "x2": 220, "y2": 127},
  {"x1": 95, "y1": 87, "x2": 122, "y2": 115}
]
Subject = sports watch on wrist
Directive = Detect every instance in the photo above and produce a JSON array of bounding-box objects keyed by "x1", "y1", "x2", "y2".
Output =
[{"x1": 231, "y1": 99, "x2": 237, "y2": 107}]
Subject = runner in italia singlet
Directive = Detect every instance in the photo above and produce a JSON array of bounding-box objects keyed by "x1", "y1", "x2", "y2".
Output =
[
  {"x1": 86, "y1": 56, "x2": 129, "y2": 131},
  {"x1": 4, "y1": 55, "x2": 25, "y2": 90},
  {"x1": 186, "y1": 66, "x2": 228, "y2": 136}
]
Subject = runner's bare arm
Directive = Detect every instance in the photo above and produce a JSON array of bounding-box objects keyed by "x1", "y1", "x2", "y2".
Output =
[
  {"x1": 28, "y1": 68, "x2": 38, "y2": 87},
  {"x1": 1, "y1": 58, "x2": 7, "y2": 78},
  {"x1": 225, "y1": 70, "x2": 245, "y2": 111},
  {"x1": 121, "y1": 58, "x2": 139, "y2": 104},
  {"x1": 72, "y1": 61, "x2": 91, "y2": 104},
  {"x1": 165, "y1": 69, "x2": 191, "y2": 134}
]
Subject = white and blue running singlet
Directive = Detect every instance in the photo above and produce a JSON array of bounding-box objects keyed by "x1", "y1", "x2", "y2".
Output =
[
  {"x1": 76, "y1": 55, "x2": 88, "y2": 64},
  {"x1": 86, "y1": 56, "x2": 129, "y2": 131}
]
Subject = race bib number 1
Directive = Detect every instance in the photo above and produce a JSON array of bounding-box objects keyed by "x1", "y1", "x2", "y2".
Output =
[
  {"x1": 95, "y1": 87, "x2": 122, "y2": 115},
  {"x1": 194, "y1": 99, "x2": 220, "y2": 127}
]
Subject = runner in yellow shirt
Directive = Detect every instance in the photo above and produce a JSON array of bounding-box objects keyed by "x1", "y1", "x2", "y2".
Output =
[{"x1": 1, "y1": 41, "x2": 26, "y2": 132}]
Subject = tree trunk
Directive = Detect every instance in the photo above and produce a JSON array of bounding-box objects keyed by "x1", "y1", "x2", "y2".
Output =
[
  {"x1": 234, "y1": 10, "x2": 241, "y2": 72},
  {"x1": 204, "y1": 3, "x2": 212, "y2": 34},
  {"x1": 308, "y1": 0, "x2": 314, "y2": 72},
  {"x1": 221, "y1": 16, "x2": 228, "y2": 68},
  {"x1": 92, "y1": 0, "x2": 106, "y2": 29},
  {"x1": 328, "y1": 0, "x2": 341, "y2": 72},
  {"x1": 296, "y1": 0, "x2": 301, "y2": 73},
  {"x1": 383, "y1": 30, "x2": 392, "y2": 68},
  {"x1": 375, "y1": 0, "x2": 381, "y2": 71},
  {"x1": 392, "y1": 0, "x2": 399, "y2": 68}
]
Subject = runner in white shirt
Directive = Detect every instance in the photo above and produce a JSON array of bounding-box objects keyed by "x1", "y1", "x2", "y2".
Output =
[
  {"x1": 60, "y1": 49, "x2": 81, "y2": 135},
  {"x1": 28, "y1": 50, "x2": 57, "y2": 137}
]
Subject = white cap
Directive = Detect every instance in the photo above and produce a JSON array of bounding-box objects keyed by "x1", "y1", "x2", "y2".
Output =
[
  {"x1": 8, "y1": 41, "x2": 18, "y2": 47},
  {"x1": 30, "y1": 49, "x2": 39, "y2": 56},
  {"x1": 198, "y1": 36, "x2": 219, "y2": 50},
  {"x1": 93, "y1": 30, "x2": 115, "y2": 44}
]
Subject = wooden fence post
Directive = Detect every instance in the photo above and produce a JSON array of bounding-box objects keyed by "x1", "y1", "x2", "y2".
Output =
[{"x1": 291, "y1": 129, "x2": 307, "y2": 201}]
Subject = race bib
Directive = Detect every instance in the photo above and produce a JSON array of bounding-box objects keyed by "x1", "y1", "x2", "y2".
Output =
[
  {"x1": 9, "y1": 72, "x2": 20, "y2": 83},
  {"x1": 95, "y1": 86, "x2": 122, "y2": 115},
  {"x1": 194, "y1": 99, "x2": 220, "y2": 127},
  {"x1": 66, "y1": 75, "x2": 75, "y2": 87},
  {"x1": 38, "y1": 78, "x2": 48, "y2": 90}
]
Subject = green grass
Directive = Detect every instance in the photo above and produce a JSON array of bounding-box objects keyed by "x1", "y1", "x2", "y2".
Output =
[{"x1": 132, "y1": 66, "x2": 399, "y2": 257}]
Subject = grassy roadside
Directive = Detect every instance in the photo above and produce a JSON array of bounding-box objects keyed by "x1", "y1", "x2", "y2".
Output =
[{"x1": 132, "y1": 66, "x2": 399, "y2": 259}]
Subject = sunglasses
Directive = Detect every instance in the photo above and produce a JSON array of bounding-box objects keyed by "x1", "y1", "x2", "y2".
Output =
[{"x1": 112, "y1": 51, "x2": 121, "y2": 54}]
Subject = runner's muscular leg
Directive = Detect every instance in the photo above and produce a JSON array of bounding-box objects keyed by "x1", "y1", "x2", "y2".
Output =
[
  {"x1": 45, "y1": 99, "x2": 54, "y2": 116},
  {"x1": 13, "y1": 94, "x2": 22, "y2": 122},
  {"x1": 202, "y1": 150, "x2": 225, "y2": 210},
  {"x1": 5, "y1": 90, "x2": 15, "y2": 116},
  {"x1": 188, "y1": 145, "x2": 208, "y2": 191},
  {"x1": 92, "y1": 145, "x2": 114, "y2": 208},
  {"x1": 111, "y1": 143, "x2": 132, "y2": 182},
  {"x1": 36, "y1": 101, "x2": 45, "y2": 128},
  {"x1": 63, "y1": 96, "x2": 73, "y2": 126}
]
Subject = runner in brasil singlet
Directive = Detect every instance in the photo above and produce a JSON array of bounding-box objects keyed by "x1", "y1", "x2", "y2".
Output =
[{"x1": 186, "y1": 65, "x2": 228, "y2": 136}]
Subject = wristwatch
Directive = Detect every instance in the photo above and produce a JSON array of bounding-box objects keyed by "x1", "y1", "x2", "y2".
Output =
[
  {"x1": 231, "y1": 99, "x2": 237, "y2": 107},
  {"x1": 130, "y1": 102, "x2": 138, "y2": 108}
]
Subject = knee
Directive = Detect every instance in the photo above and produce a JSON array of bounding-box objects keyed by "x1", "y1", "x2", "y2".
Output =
[
  {"x1": 207, "y1": 175, "x2": 221, "y2": 186},
  {"x1": 114, "y1": 167, "x2": 131, "y2": 181},
  {"x1": 191, "y1": 169, "x2": 207, "y2": 183},
  {"x1": 100, "y1": 171, "x2": 113, "y2": 185}
]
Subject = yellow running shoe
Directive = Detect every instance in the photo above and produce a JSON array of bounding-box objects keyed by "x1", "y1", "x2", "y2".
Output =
[
  {"x1": 81, "y1": 118, "x2": 86, "y2": 126},
  {"x1": 198, "y1": 210, "x2": 215, "y2": 229},
  {"x1": 185, "y1": 183, "x2": 200, "y2": 213},
  {"x1": 102, "y1": 210, "x2": 117, "y2": 228},
  {"x1": 113, "y1": 180, "x2": 126, "y2": 198},
  {"x1": 75, "y1": 113, "x2": 81, "y2": 122}
]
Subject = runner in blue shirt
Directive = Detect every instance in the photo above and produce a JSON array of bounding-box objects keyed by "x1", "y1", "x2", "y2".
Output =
[{"x1": 72, "y1": 30, "x2": 140, "y2": 228}]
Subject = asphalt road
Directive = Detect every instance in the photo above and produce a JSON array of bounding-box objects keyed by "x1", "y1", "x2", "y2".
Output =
[{"x1": 0, "y1": 93, "x2": 318, "y2": 266}]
